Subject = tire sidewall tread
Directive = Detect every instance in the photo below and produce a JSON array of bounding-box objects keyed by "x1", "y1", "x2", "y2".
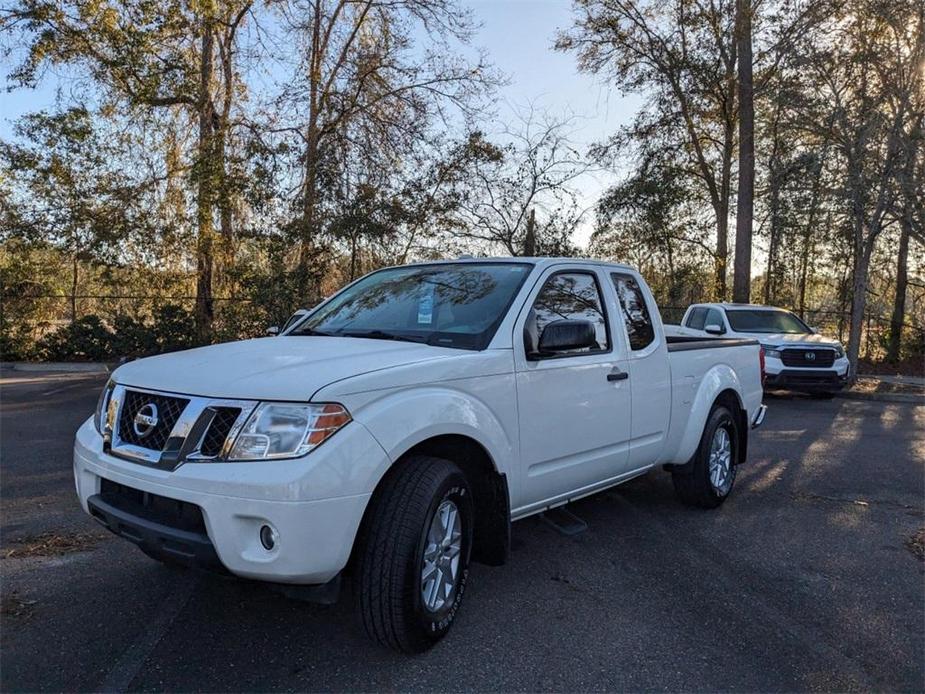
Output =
[
  {"x1": 672, "y1": 404, "x2": 739, "y2": 509},
  {"x1": 355, "y1": 455, "x2": 473, "y2": 653}
]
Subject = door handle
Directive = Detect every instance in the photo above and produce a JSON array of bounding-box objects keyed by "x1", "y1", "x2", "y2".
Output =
[{"x1": 607, "y1": 369, "x2": 629, "y2": 382}]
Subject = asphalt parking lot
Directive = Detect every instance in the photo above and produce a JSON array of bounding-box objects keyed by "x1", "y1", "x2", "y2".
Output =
[{"x1": 1, "y1": 370, "x2": 923, "y2": 692}]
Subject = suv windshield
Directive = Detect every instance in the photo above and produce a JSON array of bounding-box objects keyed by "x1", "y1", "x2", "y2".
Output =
[
  {"x1": 290, "y1": 262, "x2": 533, "y2": 350},
  {"x1": 725, "y1": 309, "x2": 810, "y2": 334}
]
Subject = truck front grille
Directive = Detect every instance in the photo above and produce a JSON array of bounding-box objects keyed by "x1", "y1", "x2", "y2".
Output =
[
  {"x1": 118, "y1": 390, "x2": 190, "y2": 451},
  {"x1": 199, "y1": 407, "x2": 241, "y2": 457},
  {"x1": 780, "y1": 348, "x2": 836, "y2": 368}
]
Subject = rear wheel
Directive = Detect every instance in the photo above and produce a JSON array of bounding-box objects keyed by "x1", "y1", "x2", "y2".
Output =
[
  {"x1": 355, "y1": 455, "x2": 473, "y2": 653},
  {"x1": 672, "y1": 405, "x2": 739, "y2": 508}
]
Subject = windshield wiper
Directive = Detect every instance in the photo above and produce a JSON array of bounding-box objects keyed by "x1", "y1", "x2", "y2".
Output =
[
  {"x1": 293, "y1": 328, "x2": 334, "y2": 337},
  {"x1": 338, "y1": 330, "x2": 427, "y2": 344}
]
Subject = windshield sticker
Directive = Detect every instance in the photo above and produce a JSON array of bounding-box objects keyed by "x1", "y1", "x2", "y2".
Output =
[{"x1": 417, "y1": 288, "x2": 435, "y2": 325}]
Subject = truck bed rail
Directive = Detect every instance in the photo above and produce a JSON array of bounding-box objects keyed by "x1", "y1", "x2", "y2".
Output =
[{"x1": 666, "y1": 336, "x2": 759, "y2": 352}]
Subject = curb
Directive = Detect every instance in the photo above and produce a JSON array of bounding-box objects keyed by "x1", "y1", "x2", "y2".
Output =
[
  {"x1": 834, "y1": 390, "x2": 924, "y2": 405},
  {"x1": 0, "y1": 362, "x2": 111, "y2": 374}
]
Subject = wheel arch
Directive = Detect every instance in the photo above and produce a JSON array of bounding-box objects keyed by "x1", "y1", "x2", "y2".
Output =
[
  {"x1": 349, "y1": 433, "x2": 511, "y2": 572},
  {"x1": 669, "y1": 380, "x2": 749, "y2": 472},
  {"x1": 713, "y1": 388, "x2": 749, "y2": 465}
]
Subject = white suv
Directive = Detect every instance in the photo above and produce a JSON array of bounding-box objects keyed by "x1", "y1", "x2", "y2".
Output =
[{"x1": 677, "y1": 303, "x2": 849, "y2": 396}]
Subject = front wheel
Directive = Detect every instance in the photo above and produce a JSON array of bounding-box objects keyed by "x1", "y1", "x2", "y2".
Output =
[
  {"x1": 672, "y1": 405, "x2": 739, "y2": 508},
  {"x1": 354, "y1": 456, "x2": 473, "y2": 653}
]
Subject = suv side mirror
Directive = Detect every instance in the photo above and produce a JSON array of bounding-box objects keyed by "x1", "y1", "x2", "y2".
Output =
[
  {"x1": 535, "y1": 319, "x2": 597, "y2": 356},
  {"x1": 266, "y1": 326, "x2": 280, "y2": 336},
  {"x1": 704, "y1": 323, "x2": 725, "y2": 336}
]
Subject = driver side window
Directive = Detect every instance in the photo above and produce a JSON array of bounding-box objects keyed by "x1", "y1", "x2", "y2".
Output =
[
  {"x1": 524, "y1": 271, "x2": 609, "y2": 356},
  {"x1": 705, "y1": 308, "x2": 725, "y2": 332}
]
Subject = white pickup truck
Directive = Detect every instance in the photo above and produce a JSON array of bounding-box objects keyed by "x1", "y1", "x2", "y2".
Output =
[{"x1": 74, "y1": 258, "x2": 766, "y2": 653}]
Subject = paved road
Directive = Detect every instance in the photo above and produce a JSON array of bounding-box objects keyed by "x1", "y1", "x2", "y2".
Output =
[{"x1": 2, "y1": 371, "x2": 923, "y2": 692}]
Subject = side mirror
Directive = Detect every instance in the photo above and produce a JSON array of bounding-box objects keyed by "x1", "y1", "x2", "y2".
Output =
[
  {"x1": 704, "y1": 323, "x2": 725, "y2": 336},
  {"x1": 810, "y1": 326, "x2": 819, "y2": 334},
  {"x1": 535, "y1": 319, "x2": 597, "y2": 357},
  {"x1": 266, "y1": 326, "x2": 280, "y2": 336}
]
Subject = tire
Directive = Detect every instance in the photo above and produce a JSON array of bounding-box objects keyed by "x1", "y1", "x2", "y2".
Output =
[
  {"x1": 672, "y1": 405, "x2": 739, "y2": 509},
  {"x1": 355, "y1": 455, "x2": 474, "y2": 653}
]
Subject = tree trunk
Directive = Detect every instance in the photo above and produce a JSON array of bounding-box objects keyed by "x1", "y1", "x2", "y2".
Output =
[
  {"x1": 887, "y1": 219, "x2": 911, "y2": 362},
  {"x1": 732, "y1": 0, "x2": 754, "y2": 304},
  {"x1": 349, "y1": 232, "x2": 358, "y2": 281},
  {"x1": 195, "y1": 22, "x2": 216, "y2": 343},
  {"x1": 846, "y1": 235, "x2": 875, "y2": 380},
  {"x1": 797, "y1": 158, "x2": 829, "y2": 318},
  {"x1": 297, "y1": 0, "x2": 324, "y2": 299},
  {"x1": 523, "y1": 208, "x2": 537, "y2": 256},
  {"x1": 764, "y1": 170, "x2": 781, "y2": 304},
  {"x1": 797, "y1": 224, "x2": 815, "y2": 318},
  {"x1": 70, "y1": 253, "x2": 79, "y2": 323}
]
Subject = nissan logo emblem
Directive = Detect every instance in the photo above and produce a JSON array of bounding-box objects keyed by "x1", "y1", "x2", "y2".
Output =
[
  {"x1": 805, "y1": 352, "x2": 816, "y2": 361},
  {"x1": 133, "y1": 403, "x2": 159, "y2": 438}
]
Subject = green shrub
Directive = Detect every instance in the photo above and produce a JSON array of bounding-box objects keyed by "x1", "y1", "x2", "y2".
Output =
[
  {"x1": 0, "y1": 315, "x2": 36, "y2": 361},
  {"x1": 151, "y1": 304, "x2": 197, "y2": 353},
  {"x1": 38, "y1": 315, "x2": 114, "y2": 361},
  {"x1": 110, "y1": 313, "x2": 156, "y2": 358}
]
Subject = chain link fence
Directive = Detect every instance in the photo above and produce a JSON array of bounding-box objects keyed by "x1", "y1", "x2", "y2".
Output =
[{"x1": 3, "y1": 293, "x2": 923, "y2": 366}]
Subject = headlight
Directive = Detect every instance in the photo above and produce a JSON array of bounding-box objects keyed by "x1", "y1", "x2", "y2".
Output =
[
  {"x1": 227, "y1": 402, "x2": 351, "y2": 461},
  {"x1": 760, "y1": 344, "x2": 781, "y2": 359},
  {"x1": 833, "y1": 345, "x2": 845, "y2": 359},
  {"x1": 94, "y1": 380, "x2": 115, "y2": 435}
]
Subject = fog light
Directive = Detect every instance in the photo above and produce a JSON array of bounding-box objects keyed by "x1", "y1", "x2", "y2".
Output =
[{"x1": 259, "y1": 524, "x2": 277, "y2": 551}]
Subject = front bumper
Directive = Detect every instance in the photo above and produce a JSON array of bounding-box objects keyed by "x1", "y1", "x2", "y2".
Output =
[
  {"x1": 74, "y1": 418, "x2": 389, "y2": 584},
  {"x1": 87, "y1": 488, "x2": 224, "y2": 570},
  {"x1": 764, "y1": 369, "x2": 848, "y2": 392}
]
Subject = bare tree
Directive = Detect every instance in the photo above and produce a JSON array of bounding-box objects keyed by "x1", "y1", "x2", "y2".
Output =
[
  {"x1": 453, "y1": 108, "x2": 589, "y2": 257},
  {"x1": 558, "y1": 0, "x2": 738, "y2": 298},
  {"x1": 792, "y1": 0, "x2": 924, "y2": 376},
  {"x1": 272, "y1": 0, "x2": 496, "y2": 297}
]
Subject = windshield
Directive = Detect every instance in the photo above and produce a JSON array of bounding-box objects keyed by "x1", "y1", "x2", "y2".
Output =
[
  {"x1": 725, "y1": 309, "x2": 810, "y2": 334},
  {"x1": 290, "y1": 262, "x2": 533, "y2": 350}
]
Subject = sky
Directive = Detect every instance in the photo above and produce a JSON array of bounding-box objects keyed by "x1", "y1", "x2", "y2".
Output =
[
  {"x1": 0, "y1": 0, "x2": 641, "y2": 248},
  {"x1": 465, "y1": 0, "x2": 639, "y2": 245}
]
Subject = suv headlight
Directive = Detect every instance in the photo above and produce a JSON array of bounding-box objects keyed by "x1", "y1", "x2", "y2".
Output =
[
  {"x1": 94, "y1": 380, "x2": 115, "y2": 435},
  {"x1": 227, "y1": 402, "x2": 351, "y2": 461},
  {"x1": 760, "y1": 344, "x2": 781, "y2": 359},
  {"x1": 833, "y1": 345, "x2": 845, "y2": 359}
]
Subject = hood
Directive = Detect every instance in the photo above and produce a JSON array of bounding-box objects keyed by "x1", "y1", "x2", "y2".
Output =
[
  {"x1": 745, "y1": 332, "x2": 841, "y2": 348},
  {"x1": 112, "y1": 336, "x2": 460, "y2": 401}
]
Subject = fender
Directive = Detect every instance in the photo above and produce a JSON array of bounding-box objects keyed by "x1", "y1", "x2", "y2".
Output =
[
  {"x1": 672, "y1": 363, "x2": 745, "y2": 465},
  {"x1": 349, "y1": 385, "x2": 517, "y2": 482}
]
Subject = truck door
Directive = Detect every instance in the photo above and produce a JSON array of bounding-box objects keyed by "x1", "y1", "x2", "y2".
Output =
[
  {"x1": 609, "y1": 272, "x2": 671, "y2": 467},
  {"x1": 512, "y1": 267, "x2": 632, "y2": 513}
]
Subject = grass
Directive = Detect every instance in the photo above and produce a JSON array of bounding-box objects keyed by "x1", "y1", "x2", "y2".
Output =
[{"x1": 3, "y1": 531, "x2": 107, "y2": 559}]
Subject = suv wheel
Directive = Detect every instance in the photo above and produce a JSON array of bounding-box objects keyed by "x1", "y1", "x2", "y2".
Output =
[
  {"x1": 672, "y1": 404, "x2": 739, "y2": 508},
  {"x1": 355, "y1": 455, "x2": 473, "y2": 653}
]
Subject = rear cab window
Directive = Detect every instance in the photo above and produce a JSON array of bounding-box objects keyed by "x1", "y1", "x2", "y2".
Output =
[{"x1": 611, "y1": 273, "x2": 655, "y2": 351}]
